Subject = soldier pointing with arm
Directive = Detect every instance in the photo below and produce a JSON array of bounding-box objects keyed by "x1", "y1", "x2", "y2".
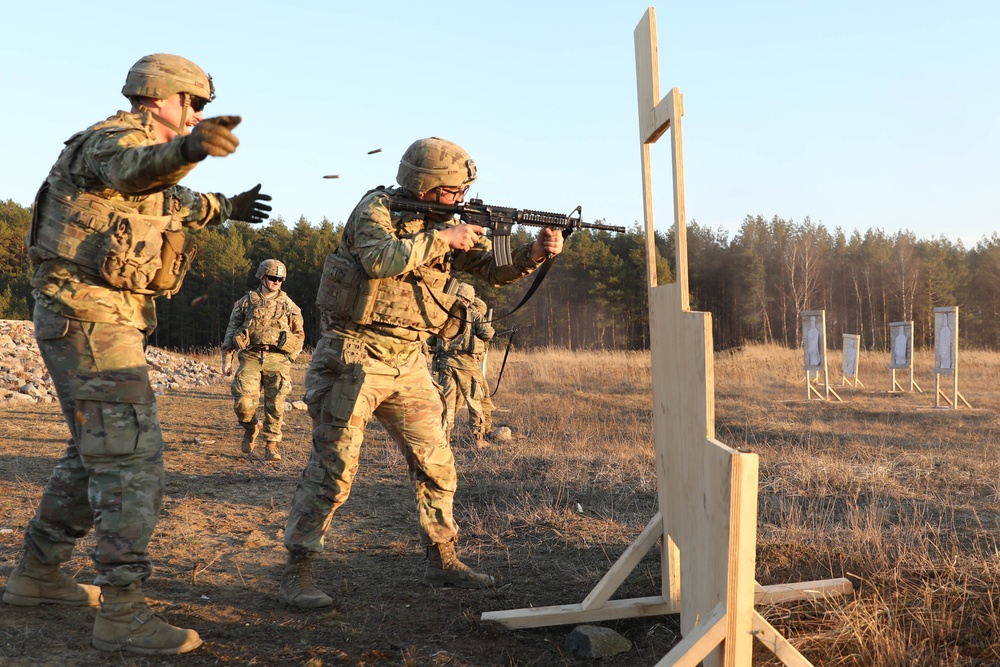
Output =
[
  {"x1": 3, "y1": 53, "x2": 271, "y2": 655},
  {"x1": 278, "y1": 137, "x2": 563, "y2": 608}
]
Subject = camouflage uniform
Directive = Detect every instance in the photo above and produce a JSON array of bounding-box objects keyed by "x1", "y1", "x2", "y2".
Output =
[
  {"x1": 435, "y1": 306, "x2": 495, "y2": 444},
  {"x1": 222, "y1": 287, "x2": 304, "y2": 445},
  {"x1": 283, "y1": 185, "x2": 545, "y2": 555},
  {"x1": 23, "y1": 110, "x2": 233, "y2": 587}
]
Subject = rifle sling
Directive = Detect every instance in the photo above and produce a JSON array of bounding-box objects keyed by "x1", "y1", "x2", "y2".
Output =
[
  {"x1": 490, "y1": 328, "x2": 517, "y2": 398},
  {"x1": 490, "y1": 253, "x2": 555, "y2": 322}
]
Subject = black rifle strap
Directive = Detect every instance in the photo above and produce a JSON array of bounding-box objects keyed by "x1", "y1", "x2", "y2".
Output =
[
  {"x1": 416, "y1": 253, "x2": 556, "y2": 327},
  {"x1": 490, "y1": 328, "x2": 517, "y2": 398},
  {"x1": 489, "y1": 254, "x2": 556, "y2": 322}
]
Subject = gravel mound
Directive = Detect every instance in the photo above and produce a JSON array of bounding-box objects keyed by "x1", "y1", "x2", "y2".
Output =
[{"x1": 0, "y1": 319, "x2": 224, "y2": 405}]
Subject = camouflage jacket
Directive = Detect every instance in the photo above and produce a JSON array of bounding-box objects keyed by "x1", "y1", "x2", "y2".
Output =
[
  {"x1": 436, "y1": 307, "x2": 495, "y2": 371},
  {"x1": 222, "y1": 288, "x2": 305, "y2": 360},
  {"x1": 322, "y1": 186, "x2": 542, "y2": 365},
  {"x1": 29, "y1": 111, "x2": 233, "y2": 333}
]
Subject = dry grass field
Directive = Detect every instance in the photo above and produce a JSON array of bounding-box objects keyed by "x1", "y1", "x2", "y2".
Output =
[{"x1": 2, "y1": 343, "x2": 1000, "y2": 666}]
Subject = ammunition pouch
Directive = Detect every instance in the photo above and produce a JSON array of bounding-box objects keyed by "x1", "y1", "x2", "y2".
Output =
[
  {"x1": 146, "y1": 229, "x2": 198, "y2": 297},
  {"x1": 276, "y1": 330, "x2": 304, "y2": 359},
  {"x1": 234, "y1": 330, "x2": 251, "y2": 351}
]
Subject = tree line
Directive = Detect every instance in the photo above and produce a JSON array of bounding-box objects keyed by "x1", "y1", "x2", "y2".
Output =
[{"x1": 1, "y1": 197, "x2": 996, "y2": 352}]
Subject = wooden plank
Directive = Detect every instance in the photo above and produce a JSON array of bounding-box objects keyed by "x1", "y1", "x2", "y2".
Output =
[
  {"x1": 649, "y1": 282, "x2": 683, "y2": 604},
  {"x1": 582, "y1": 512, "x2": 664, "y2": 610},
  {"x1": 752, "y1": 611, "x2": 815, "y2": 667},
  {"x1": 653, "y1": 603, "x2": 727, "y2": 667},
  {"x1": 667, "y1": 87, "x2": 689, "y2": 310},
  {"x1": 480, "y1": 596, "x2": 677, "y2": 629},
  {"x1": 755, "y1": 578, "x2": 854, "y2": 605},
  {"x1": 723, "y1": 451, "x2": 759, "y2": 665},
  {"x1": 634, "y1": 8, "x2": 662, "y2": 144},
  {"x1": 635, "y1": 8, "x2": 662, "y2": 290}
]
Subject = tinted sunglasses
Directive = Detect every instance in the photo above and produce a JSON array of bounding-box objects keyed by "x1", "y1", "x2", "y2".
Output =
[
  {"x1": 189, "y1": 96, "x2": 209, "y2": 113},
  {"x1": 265, "y1": 275, "x2": 284, "y2": 283}
]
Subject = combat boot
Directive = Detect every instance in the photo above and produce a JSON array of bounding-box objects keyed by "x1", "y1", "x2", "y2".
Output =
[
  {"x1": 278, "y1": 551, "x2": 333, "y2": 608},
  {"x1": 263, "y1": 442, "x2": 282, "y2": 461},
  {"x1": 2, "y1": 550, "x2": 100, "y2": 607},
  {"x1": 92, "y1": 581, "x2": 202, "y2": 655},
  {"x1": 423, "y1": 542, "x2": 495, "y2": 589},
  {"x1": 240, "y1": 422, "x2": 263, "y2": 453}
]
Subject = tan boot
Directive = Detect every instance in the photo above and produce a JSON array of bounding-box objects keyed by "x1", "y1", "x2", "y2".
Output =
[
  {"x1": 278, "y1": 551, "x2": 333, "y2": 608},
  {"x1": 92, "y1": 582, "x2": 202, "y2": 655},
  {"x1": 240, "y1": 422, "x2": 263, "y2": 453},
  {"x1": 263, "y1": 442, "x2": 282, "y2": 461},
  {"x1": 2, "y1": 550, "x2": 100, "y2": 607},
  {"x1": 423, "y1": 542, "x2": 494, "y2": 589}
]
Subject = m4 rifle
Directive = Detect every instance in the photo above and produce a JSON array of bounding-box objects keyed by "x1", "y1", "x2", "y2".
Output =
[{"x1": 387, "y1": 196, "x2": 625, "y2": 266}]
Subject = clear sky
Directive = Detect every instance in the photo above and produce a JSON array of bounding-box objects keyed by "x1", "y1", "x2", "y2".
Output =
[{"x1": 2, "y1": 1, "x2": 998, "y2": 247}]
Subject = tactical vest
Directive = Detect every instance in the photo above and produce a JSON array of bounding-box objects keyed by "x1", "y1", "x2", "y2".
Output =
[
  {"x1": 316, "y1": 197, "x2": 459, "y2": 337},
  {"x1": 27, "y1": 116, "x2": 196, "y2": 297},
  {"x1": 447, "y1": 311, "x2": 477, "y2": 355},
  {"x1": 472, "y1": 330, "x2": 488, "y2": 356},
  {"x1": 237, "y1": 291, "x2": 293, "y2": 349}
]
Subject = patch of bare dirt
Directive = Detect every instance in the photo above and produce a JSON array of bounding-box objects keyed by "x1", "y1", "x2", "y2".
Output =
[{"x1": 0, "y1": 357, "x2": 677, "y2": 667}]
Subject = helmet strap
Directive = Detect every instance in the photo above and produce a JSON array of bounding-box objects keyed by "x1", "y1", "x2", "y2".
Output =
[{"x1": 137, "y1": 94, "x2": 192, "y2": 137}]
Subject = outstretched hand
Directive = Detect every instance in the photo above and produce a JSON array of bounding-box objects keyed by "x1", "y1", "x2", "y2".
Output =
[
  {"x1": 229, "y1": 184, "x2": 272, "y2": 224},
  {"x1": 182, "y1": 115, "x2": 242, "y2": 162}
]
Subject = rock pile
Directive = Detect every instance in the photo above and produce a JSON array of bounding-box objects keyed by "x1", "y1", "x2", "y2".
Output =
[{"x1": 0, "y1": 320, "x2": 224, "y2": 405}]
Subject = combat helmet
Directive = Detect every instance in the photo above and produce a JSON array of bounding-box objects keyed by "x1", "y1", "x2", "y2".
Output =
[
  {"x1": 396, "y1": 137, "x2": 476, "y2": 196},
  {"x1": 256, "y1": 259, "x2": 287, "y2": 280},
  {"x1": 122, "y1": 53, "x2": 215, "y2": 103},
  {"x1": 456, "y1": 283, "x2": 475, "y2": 302}
]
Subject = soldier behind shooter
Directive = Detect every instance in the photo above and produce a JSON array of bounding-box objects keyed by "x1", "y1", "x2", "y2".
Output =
[
  {"x1": 470, "y1": 296, "x2": 496, "y2": 438},
  {"x1": 221, "y1": 259, "x2": 305, "y2": 461},
  {"x1": 1, "y1": 54, "x2": 271, "y2": 655},
  {"x1": 277, "y1": 137, "x2": 564, "y2": 608},
  {"x1": 434, "y1": 283, "x2": 495, "y2": 448}
]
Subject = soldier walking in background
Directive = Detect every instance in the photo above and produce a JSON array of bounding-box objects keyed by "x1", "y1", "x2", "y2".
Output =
[
  {"x1": 222, "y1": 259, "x2": 305, "y2": 461},
  {"x1": 2, "y1": 53, "x2": 271, "y2": 655},
  {"x1": 470, "y1": 296, "x2": 496, "y2": 438},
  {"x1": 434, "y1": 284, "x2": 495, "y2": 448},
  {"x1": 277, "y1": 137, "x2": 563, "y2": 608}
]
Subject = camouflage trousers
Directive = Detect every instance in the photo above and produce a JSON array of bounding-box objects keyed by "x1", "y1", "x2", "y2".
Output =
[
  {"x1": 231, "y1": 350, "x2": 292, "y2": 442},
  {"x1": 438, "y1": 364, "x2": 493, "y2": 439},
  {"x1": 24, "y1": 303, "x2": 163, "y2": 586},
  {"x1": 284, "y1": 334, "x2": 458, "y2": 553}
]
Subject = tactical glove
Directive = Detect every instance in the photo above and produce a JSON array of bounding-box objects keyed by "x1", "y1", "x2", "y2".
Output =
[
  {"x1": 229, "y1": 184, "x2": 272, "y2": 224},
  {"x1": 181, "y1": 115, "x2": 242, "y2": 162}
]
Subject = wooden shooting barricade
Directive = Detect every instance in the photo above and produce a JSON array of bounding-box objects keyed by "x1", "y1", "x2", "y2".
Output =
[{"x1": 482, "y1": 7, "x2": 852, "y2": 666}]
